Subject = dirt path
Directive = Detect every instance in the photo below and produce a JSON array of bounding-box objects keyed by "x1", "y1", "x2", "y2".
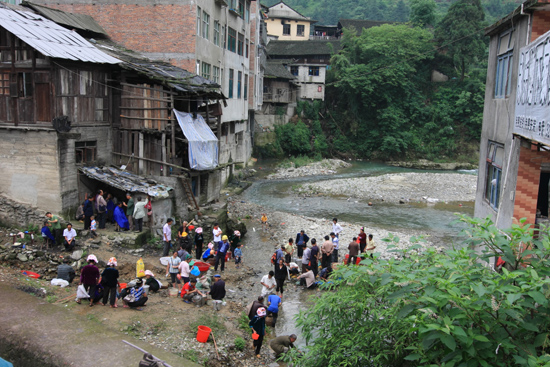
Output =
[{"x1": 0, "y1": 282, "x2": 200, "y2": 367}]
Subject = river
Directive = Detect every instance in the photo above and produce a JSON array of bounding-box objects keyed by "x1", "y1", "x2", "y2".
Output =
[{"x1": 237, "y1": 161, "x2": 477, "y2": 363}]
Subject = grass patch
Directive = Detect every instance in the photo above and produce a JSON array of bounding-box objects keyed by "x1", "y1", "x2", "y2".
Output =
[
  {"x1": 278, "y1": 155, "x2": 321, "y2": 169},
  {"x1": 46, "y1": 294, "x2": 58, "y2": 303},
  {"x1": 238, "y1": 311, "x2": 250, "y2": 331},
  {"x1": 181, "y1": 350, "x2": 199, "y2": 363},
  {"x1": 188, "y1": 313, "x2": 226, "y2": 334}
]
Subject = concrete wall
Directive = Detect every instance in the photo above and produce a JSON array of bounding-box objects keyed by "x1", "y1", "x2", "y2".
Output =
[
  {"x1": 0, "y1": 129, "x2": 62, "y2": 213},
  {"x1": 474, "y1": 16, "x2": 530, "y2": 229},
  {"x1": 265, "y1": 18, "x2": 312, "y2": 41},
  {"x1": 266, "y1": 2, "x2": 312, "y2": 40},
  {"x1": 152, "y1": 176, "x2": 187, "y2": 222}
]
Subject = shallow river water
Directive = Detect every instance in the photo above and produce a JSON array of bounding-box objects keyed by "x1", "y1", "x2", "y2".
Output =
[{"x1": 239, "y1": 162, "x2": 477, "y2": 363}]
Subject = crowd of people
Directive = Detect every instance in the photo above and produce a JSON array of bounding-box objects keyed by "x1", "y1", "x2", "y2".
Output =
[{"x1": 41, "y1": 197, "x2": 377, "y2": 362}]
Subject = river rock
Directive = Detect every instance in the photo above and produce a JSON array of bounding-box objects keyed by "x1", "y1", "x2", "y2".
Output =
[
  {"x1": 17, "y1": 253, "x2": 28, "y2": 262},
  {"x1": 71, "y1": 250, "x2": 83, "y2": 260}
]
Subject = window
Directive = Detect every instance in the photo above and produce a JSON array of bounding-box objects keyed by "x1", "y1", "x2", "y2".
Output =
[
  {"x1": 485, "y1": 141, "x2": 504, "y2": 209},
  {"x1": 197, "y1": 7, "x2": 201, "y2": 36},
  {"x1": 221, "y1": 25, "x2": 226, "y2": 49},
  {"x1": 495, "y1": 30, "x2": 515, "y2": 98},
  {"x1": 290, "y1": 66, "x2": 299, "y2": 76},
  {"x1": 229, "y1": 0, "x2": 236, "y2": 10},
  {"x1": 213, "y1": 66, "x2": 220, "y2": 84},
  {"x1": 228, "y1": 69, "x2": 234, "y2": 98},
  {"x1": 245, "y1": 39, "x2": 249, "y2": 58},
  {"x1": 214, "y1": 21, "x2": 220, "y2": 46},
  {"x1": 297, "y1": 24, "x2": 305, "y2": 37},
  {"x1": 237, "y1": 33, "x2": 244, "y2": 56},
  {"x1": 0, "y1": 72, "x2": 9, "y2": 95},
  {"x1": 201, "y1": 62, "x2": 211, "y2": 80},
  {"x1": 228, "y1": 28, "x2": 236, "y2": 52},
  {"x1": 283, "y1": 24, "x2": 291, "y2": 35},
  {"x1": 237, "y1": 71, "x2": 242, "y2": 98},
  {"x1": 17, "y1": 72, "x2": 33, "y2": 97},
  {"x1": 244, "y1": 74, "x2": 248, "y2": 100},
  {"x1": 309, "y1": 66, "x2": 320, "y2": 76},
  {"x1": 246, "y1": 2, "x2": 250, "y2": 22},
  {"x1": 239, "y1": 0, "x2": 244, "y2": 17},
  {"x1": 75, "y1": 141, "x2": 97, "y2": 164},
  {"x1": 202, "y1": 11, "x2": 210, "y2": 39}
]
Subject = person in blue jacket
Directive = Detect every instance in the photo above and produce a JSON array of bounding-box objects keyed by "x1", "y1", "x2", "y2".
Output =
[{"x1": 295, "y1": 229, "x2": 310, "y2": 259}]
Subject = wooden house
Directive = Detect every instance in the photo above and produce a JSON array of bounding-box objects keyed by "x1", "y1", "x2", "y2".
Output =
[{"x1": 0, "y1": 4, "x2": 226, "y2": 224}]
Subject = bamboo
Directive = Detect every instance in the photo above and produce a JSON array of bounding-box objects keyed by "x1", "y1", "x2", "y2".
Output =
[
  {"x1": 211, "y1": 332, "x2": 221, "y2": 360},
  {"x1": 111, "y1": 152, "x2": 189, "y2": 172}
]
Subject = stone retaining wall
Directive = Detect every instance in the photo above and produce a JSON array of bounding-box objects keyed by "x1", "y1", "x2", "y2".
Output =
[{"x1": 0, "y1": 194, "x2": 49, "y2": 227}]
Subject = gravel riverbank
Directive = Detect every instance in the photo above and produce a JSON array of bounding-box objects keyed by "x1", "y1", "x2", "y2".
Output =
[
  {"x1": 229, "y1": 198, "x2": 441, "y2": 262},
  {"x1": 294, "y1": 172, "x2": 477, "y2": 204},
  {"x1": 267, "y1": 159, "x2": 351, "y2": 180}
]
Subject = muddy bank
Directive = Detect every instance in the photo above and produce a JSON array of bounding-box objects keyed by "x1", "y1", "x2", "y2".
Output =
[
  {"x1": 267, "y1": 159, "x2": 351, "y2": 180},
  {"x1": 293, "y1": 172, "x2": 477, "y2": 204}
]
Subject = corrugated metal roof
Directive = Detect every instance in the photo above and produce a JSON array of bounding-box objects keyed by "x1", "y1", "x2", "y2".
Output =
[
  {"x1": 0, "y1": 7, "x2": 120, "y2": 64},
  {"x1": 80, "y1": 166, "x2": 173, "y2": 198},
  {"x1": 24, "y1": 3, "x2": 107, "y2": 36},
  {"x1": 94, "y1": 40, "x2": 224, "y2": 98}
]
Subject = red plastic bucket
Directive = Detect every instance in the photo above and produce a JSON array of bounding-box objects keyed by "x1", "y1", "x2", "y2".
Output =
[
  {"x1": 344, "y1": 254, "x2": 361, "y2": 265},
  {"x1": 196, "y1": 325, "x2": 212, "y2": 343}
]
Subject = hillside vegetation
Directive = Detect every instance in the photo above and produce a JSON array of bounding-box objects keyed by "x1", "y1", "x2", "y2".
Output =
[
  {"x1": 266, "y1": 0, "x2": 500, "y2": 163},
  {"x1": 264, "y1": 0, "x2": 521, "y2": 25}
]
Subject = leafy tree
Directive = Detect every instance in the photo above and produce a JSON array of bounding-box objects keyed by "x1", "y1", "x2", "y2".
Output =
[
  {"x1": 410, "y1": 0, "x2": 437, "y2": 27},
  {"x1": 435, "y1": 0, "x2": 487, "y2": 81},
  {"x1": 275, "y1": 120, "x2": 310, "y2": 156},
  {"x1": 388, "y1": 0, "x2": 410, "y2": 22},
  {"x1": 330, "y1": 24, "x2": 434, "y2": 158},
  {"x1": 286, "y1": 216, "x2": 550, "y2": 366}
]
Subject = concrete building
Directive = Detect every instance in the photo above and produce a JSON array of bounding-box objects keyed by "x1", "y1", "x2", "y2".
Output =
[
  {"x1": 256, "y1": 61, "x2": 297, "y2": 129},
  {"x1": 265, "y1": 1, "x2": 315, "y2": 41},
  {"x1": 475, "y1": 0, "x2": 550, "y2": 230},
  {"x1": 266, "y1": 40, "x2": 340, "y2": 101},
  {"x1": 29, "y1": 0, "x2": 264, "y2": 184}
]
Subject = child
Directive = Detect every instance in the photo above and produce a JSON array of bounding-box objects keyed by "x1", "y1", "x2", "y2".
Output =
[
  {"x1": 90, "y1": 215, "x2": 98, "y2": 238},
  {"x1": 234, "y1": 243, "x2": 243, "y2": 269},
  {"x1": 261, "y1": 213, "x2": 268, "y2": 232}
]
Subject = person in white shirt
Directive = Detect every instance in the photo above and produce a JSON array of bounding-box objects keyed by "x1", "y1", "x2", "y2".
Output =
[
  {"x1": 162, "y1": 218, "x2": 173, "y2": 256},
  {"x1": 63, "y1": 223, "x2": 77, "y2": 251},
  {"x1": 332, "y1": 218, "x2": 343, "y2": 238},
  {"x1": 330, "y1": 232, "x2": 340, "y2": 263},
  {"x1": 260, "y1": 271, "x2": 277, "y2": 297},
  {"x1": 213, "y1": 222, "x2": 223, "y2": 246}
]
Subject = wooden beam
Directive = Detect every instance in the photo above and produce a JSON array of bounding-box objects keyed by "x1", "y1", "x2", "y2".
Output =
[
  {"x1": 121, "y1": 96, "x2": 171, "y2": 102},
  {"x1": 120, "y1": 82, "x2": 177, "y2": 95},
  {"x1": 111, "y1": 152, "x2": 190, "y2": 172},
  {"x1": 120, "y1": 114, "x2": 172, "y2": 121}
]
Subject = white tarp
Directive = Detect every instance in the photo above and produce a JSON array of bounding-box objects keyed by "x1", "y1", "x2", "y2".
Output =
[{"x1": 174, "y1": 109, "x2": 219, "y2": 170}]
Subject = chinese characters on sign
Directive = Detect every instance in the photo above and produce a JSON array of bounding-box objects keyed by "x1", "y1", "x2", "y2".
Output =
[{"x1": 515, "y1": 32, "x2": 550, "y2": 145}]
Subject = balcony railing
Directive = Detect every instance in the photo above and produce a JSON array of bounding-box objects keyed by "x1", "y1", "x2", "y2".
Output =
[{"x1": 263, "y1": 88, "x2": 296, "y2": 103}]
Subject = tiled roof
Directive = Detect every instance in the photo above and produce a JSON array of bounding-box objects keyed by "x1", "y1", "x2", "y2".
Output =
[
  {"x1": 265, "y1": 61, "x2": 295, "y2": 79},
  {"x1": 267, "y1": 40, "x2": 341, "y2": 56},
  {"x1": 338, "y1": 19, "x2": 394, "y2": 35}
]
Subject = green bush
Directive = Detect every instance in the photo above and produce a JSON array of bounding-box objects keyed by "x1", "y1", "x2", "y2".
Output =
[
  {"x1": 275, "y1": 120, "x2": 311, "y2": 156},
  {"x1": 234, "y1": 337, "x2": 246, "y2": 351},
  {"x1": 290, "y1": 215, "x2": 550, "y2": 366}
]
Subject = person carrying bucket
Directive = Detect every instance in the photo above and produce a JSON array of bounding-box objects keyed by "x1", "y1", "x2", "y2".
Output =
[{"x1": 249, "y1": 307, "x2": 267, "y2": 358}]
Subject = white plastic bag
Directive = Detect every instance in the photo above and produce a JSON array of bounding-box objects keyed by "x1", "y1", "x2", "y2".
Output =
[
  {"x1": 76, "y1": 284, "x2": 89, "y2": 299},
  {"x1": 51, "y1": 278, "x2": 69, "y2": 288},
  {"x1": 156, "y1": 279, "x2": 163, "y2": 288}
]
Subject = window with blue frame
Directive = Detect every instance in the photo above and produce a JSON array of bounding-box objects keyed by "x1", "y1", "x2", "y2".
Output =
[
  {"x1": 495, "y1": 29, "x2": 515, "y2": 99},
  {"x1": 228, "y1": 69, "x2": 234, "y2": 98},
  {"x1": 485, "y1": 141, "x2": 504, "y2": 209},
  {"x1": 237, "y1": 71, "x2": 242, "y2": 98}
]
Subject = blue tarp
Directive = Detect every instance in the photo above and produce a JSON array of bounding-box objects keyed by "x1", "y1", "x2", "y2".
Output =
[{"x1": 174, "y1": 109, "x2": 218, "y2": 170}]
